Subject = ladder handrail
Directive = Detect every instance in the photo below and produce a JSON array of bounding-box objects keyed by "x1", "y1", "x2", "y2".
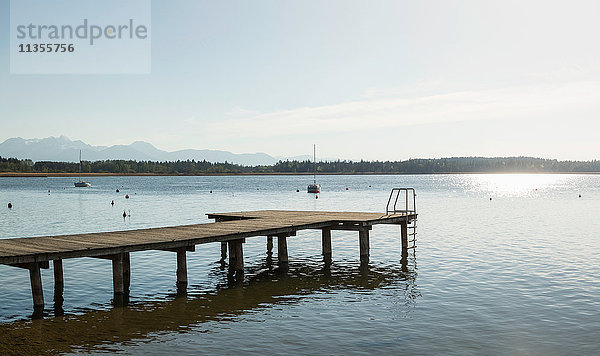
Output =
[{"x1": 386, "y1": 188, "x2": 417, "y2": 214}]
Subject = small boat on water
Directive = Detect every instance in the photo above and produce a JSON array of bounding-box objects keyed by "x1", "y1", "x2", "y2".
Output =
[
  {"x1": 307, "y1": 183, "x2": 320, "y2": 193},
  {"x1": 307, "y1": 144, "x2": 321, "y2": 193},
  {"x1": 74, "y1": 150, "x2": 91, "y2": 187}
]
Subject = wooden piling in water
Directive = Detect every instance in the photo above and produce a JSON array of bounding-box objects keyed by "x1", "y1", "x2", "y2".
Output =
[
  {"x1": 233, "y1": 240, "x2": 244, "y2": 271},
  {"x1": 123, "y1": 253, "x2": 131, "y2": 292},
  {"x1": 29, "y1": 262, "x2": 44, "y2": 314},
  {"x1": 53, "y1": 259, "x2": 64, "y2": 303},
  {"x1": 111, "y1": 254, "x2": 124, "y2": 295},
  {"x1": 322, "y1": 228, "x2": 332, "y2": 258},
  {"x1": 277, "y1": 234, "x2": 288, "y2": 264},
  {"x1": 267, "y1": 236, "x2": 274, "y2": 256},
  {"x1": 400, "y1": 221, "x2": 408, "y2": 252},
  {"x1": 176, "y1": 248, "x2": 187, "y2": 287},
  {"x1": 359, "y1": 229, "x2": 370, "y2": 258},
  {"x1": 221, "y1": 242, "x2": 227, "y2": 260},
  {"x1": 228, "y1": 240, "x2": 236, "y2": 267}
]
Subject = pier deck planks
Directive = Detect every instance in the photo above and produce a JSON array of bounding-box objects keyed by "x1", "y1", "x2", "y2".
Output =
[{"x1": 0, "y1": 210, "x2": 415, "y2": 265}]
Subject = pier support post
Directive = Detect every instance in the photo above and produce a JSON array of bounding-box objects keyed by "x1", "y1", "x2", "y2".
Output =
[
  {"x1": 234, "y1": 240, "x2": 244, "y2": 272},
  {"x1": 359, "y1": 229, "x2": 370, "y2": 263},
  {"x1": 123, "y1": 253, "x2": 131, "y2": 293},
  {"x1": 400, "y1": 221, "x2": 408, "y2": 252},
  {"x1": 322, "y1": 228, "x2": 332, "y2": 261},
  {"x1": 267, "y1": 236, "x2": 274, "y2": 256},
  {"x1": 53, "y1": 260, "x2": 64, "y2": 300},
  {"x1": 277, "y1": 234, "x2": 288, "y2": 264},
  {"x1": 228, "y1": 240, "x2": 236, "y2": 267},
  {"x1": 221, "y1": 242, "x2": 228, "y2": 261},
  {"x1": 112, "y1": 255, "x2": 124, "y2": 294},
  {"x1": 227, "y1": 239, "x2": 245, "y2": 279},
  {"x1": 53, "y1": 260, "x2": 64, "y2": 312},
  {"x1": 176, "y1": 248, "x2": 187, "y2": 288},
  {"x1": 112, "y1": 254, "x2": 124, "y2": 306},
  {"x1": 29, "y1": 262, "x2": 44, "y2": 317}
]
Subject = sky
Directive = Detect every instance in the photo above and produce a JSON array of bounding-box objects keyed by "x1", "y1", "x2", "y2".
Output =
[{"x1": 1, "y1": 0, "x2": 600, "y2": 161}]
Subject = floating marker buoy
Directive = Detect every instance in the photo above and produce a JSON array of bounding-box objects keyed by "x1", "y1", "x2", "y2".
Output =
[
  {"x1": 346, "y1": 187, "x2": 349, "y2": 190},
  {"x1": 111, "y1": 200, "x2": 114, "y2": 206},
  {"x1": 7, "y1": 202, "x2": 12, "y2": 209},
  {"x1": 579, "y1": 194, "x2": 582, "y2": 198},
  {"x1": 210, "y1": 190, "x2": 213, "y2": 193},
  {"x1": 123, "y1": 211, "x2": 127, "y2": 218},
  {"x1": 490, "y1": 197, "x2": 492, "y2": 201},
  {"x1": 116, "y1": 189, "x2": 120, "y2": 193},
  {"x1": 369, "y1": 185, "x2": 372, "y2": 188},
  {"x1": 296, "y1": 189, "x2": 300, "y2": 192},
  {"x1": 315, "y1": 195, "x2": 318, "y2": 199},
  {"x1": 125, "y1": 195, "x2": 129, "y2": 199}
]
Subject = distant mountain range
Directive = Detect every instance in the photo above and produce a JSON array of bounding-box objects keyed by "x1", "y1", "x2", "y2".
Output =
[{"x1": 0, "y1": 136, "x2": 280, "y2": 166}]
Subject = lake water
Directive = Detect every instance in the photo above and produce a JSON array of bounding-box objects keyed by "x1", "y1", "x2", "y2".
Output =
[{"x1": 0, "y1": 174, "x2": 599, "y2": 354}]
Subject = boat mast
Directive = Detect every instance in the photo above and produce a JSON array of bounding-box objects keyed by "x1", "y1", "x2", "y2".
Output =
[
  {"x1": 313, "y1": 144, "x2": 316, "y2": 184},
  {"x1": 79, "y1": 149, "x2": 82, "y2": 181}
]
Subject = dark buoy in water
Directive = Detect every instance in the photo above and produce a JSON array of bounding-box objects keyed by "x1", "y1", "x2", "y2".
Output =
[
  {"x1": 296, "y1": 189, "x2": 300, "y2": 192},
  {"x1": 315, "y1": 195, "x2": 318, "y2": 199},
  {"x1": 490, "y1": 197, "x2": 492, "y2": 201},
  {"x1": 7, "y1": 202, "x2": 12, "y2": 209},
  {"x1": 123, "y1": 211, "x2": 127, "y2": 218},
  {"x1": 116, "y1": 189, "x2": 120, "y2": 193},
  {"x1": 111, "y1": 200, "x2": 115, "y2": 206},
  {"x1": 125, "y1": 195, "x2": 130, "y2": 199},
  {"x1": 579, "y1": 194, "x2": 582, "y2": 198},
  {"x1": 210, "y1": 190, "x2": 213, "y2": 194},
  {"x1": 346, "y1": 187, "x2": 349, "y2": 190}
]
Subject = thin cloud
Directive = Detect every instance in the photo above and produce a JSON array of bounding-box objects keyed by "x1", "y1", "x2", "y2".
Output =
[{"x1": 205, "y1": 80, "x2": 600, "y2": 140}]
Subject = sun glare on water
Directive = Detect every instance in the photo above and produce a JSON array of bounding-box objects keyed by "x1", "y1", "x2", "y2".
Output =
[{"x1": 460, "y1": 174, "x2": 576, "y2": 197}]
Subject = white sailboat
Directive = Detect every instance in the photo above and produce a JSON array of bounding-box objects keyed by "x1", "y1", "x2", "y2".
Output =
[
  {"x1": 307, "y1": 144, "x2": 320, "y2": 193},
  {"x1": 74, "y1": 150, "x2": 91, "y2": 187}
]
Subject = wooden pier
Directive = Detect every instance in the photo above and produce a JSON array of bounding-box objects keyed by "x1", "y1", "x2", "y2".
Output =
[{"x1": 0, "y1": 210, "x2": 416, "y2": 316}]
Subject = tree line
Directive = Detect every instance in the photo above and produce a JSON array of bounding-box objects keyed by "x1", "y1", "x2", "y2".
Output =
[{"x1": 2, "y1": 156, "x2": 600, "y2": 174}]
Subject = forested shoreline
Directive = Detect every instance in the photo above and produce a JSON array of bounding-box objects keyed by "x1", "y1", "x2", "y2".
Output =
[{"x1": 2, "y1": 156, "x2": 600, "y2": 175}]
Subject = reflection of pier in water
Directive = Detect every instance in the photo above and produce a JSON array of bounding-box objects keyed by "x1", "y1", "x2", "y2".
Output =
[{"x1": 0, "y1": 252, "x2": 419, "y2": 354}]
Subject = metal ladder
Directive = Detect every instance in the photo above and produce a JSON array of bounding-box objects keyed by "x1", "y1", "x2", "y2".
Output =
[{"x1": 386, "y1": 188, "x2": 418, "y2": 249}]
